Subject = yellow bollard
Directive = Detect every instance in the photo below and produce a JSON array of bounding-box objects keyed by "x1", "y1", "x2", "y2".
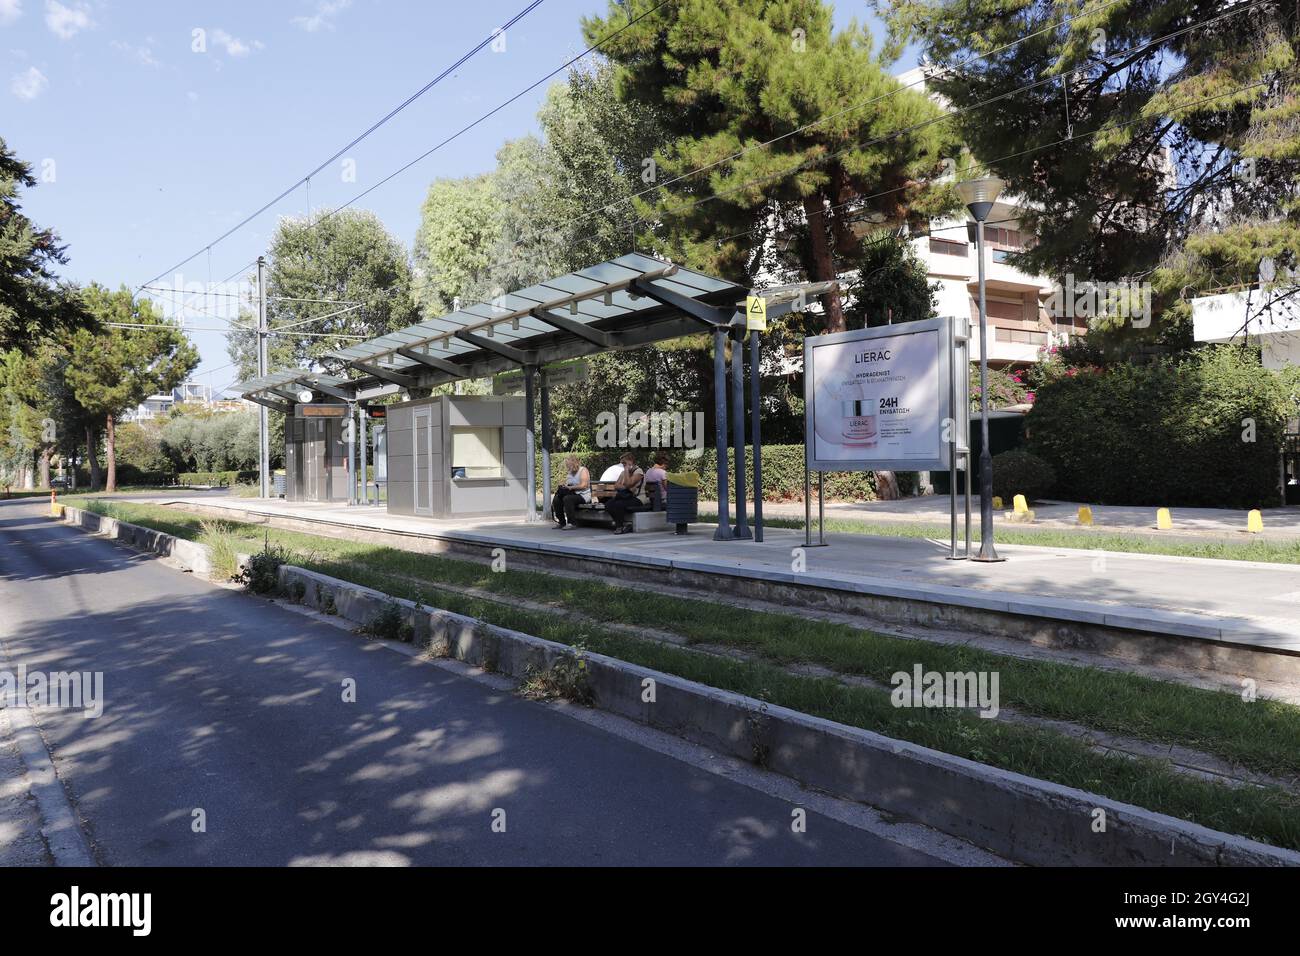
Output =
[
  {"x1": 992, "y1": 496, "x2": 1003, "y2": 510},
  {"x1": 1013, "y1": 494, "x2": 1029, "y2": 514},
  {"x1": 1247, "y1": 509, "x2": 1263, "y2": 534},
  {"x1": 1078, "y1": 506, "x2": 1093, "y2": 526},
  {"x1": 1156, "y1": 507, "x2": 1172, "y2": 530}
]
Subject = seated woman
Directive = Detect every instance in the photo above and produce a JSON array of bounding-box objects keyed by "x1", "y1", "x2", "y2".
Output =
[
  {"x1": 643, "y1": 452, "x2": 669, "y2": 510},
  {"x1": 552, "y1": 455, "x2": 590, "y2": 530},
  {"x1": 604, "y1": 453, "x2": 645, "y2": 535}
]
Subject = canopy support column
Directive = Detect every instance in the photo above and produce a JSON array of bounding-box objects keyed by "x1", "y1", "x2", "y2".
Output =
[
  {"x1": 360, "y1": 405, "x2": 369, "y2": 506},
  {"x1": 730, "y1": 326, "x2": 751, "y2": 539},
  {"x1": 346, "y1": 402, "x2": 357, "y2": 507},
  {"x1": 713, "y1": 326, "x2": 733, "y2": 541},
  {"x1": 523, "y1": 364, "x2": 537, "y2": 522},
  {"x1": 540, "y1": 368, "x2": 553, "y2": 521},
  {"x1": 749, "y1": 328, "x2": 764, "y2": 542}
]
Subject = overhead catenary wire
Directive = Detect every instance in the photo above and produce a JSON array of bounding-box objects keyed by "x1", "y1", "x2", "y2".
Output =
[
  {"x1": 635, "y1": 0, "x2": 1273, "y2": 234},
  {"x1": 445, "y1": 0, "x2": 1272, "y2": 305},
  {"x1": 136, "y1": 0, "x2": 550, "y2": 291},
  {"x1": 704, "y1": 77, "x2": 1277, "y2": 252},
  {"x1": 137, "y1": 0, "x2": 676, "y2": 363},
  {"x1": 161, "y1": 0, "x2": 1270, "y2": 375}
]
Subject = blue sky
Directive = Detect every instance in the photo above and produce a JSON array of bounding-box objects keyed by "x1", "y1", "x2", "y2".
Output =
[{"x1": 3, "y1": 0, "x2": 891, "y2": 394}]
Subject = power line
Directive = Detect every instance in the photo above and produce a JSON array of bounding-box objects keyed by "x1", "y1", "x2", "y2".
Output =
[
  {"x1": 136, "y1": 0, "x2": 550, "y2": 291},
  {"x1": 486, "y1": 0, "x2": 1137, "y2": 261},
  {"x1": 704, "y1": 78, "x2": 1276, "y2": 252},
  {"x1": 140, "y1": 0, "x2": 674, "y2": 357},
  {"x1": 634, "y1": 0, "x2": 1272, "y2": 233},
  {"x1": 293, "y1": 0, "x2": 676, "y2": 238}
]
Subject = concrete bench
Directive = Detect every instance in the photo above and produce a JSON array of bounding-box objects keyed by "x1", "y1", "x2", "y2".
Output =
[{"x1": 631, "y1": 510, "x2": 667, "y2": 533}]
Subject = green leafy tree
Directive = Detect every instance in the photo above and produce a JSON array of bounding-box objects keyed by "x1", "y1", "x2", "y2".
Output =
[
  {"x1": 228, "y1": 209, "x2": 419, "y2": 379},
  {"x1": 0, "y1": 393, "x2": 32, "y2": 495},
  {"x1": 877, "y1": 0, "x2": 1300, "y2": 352},
  {"x1": 0, "y1": 138, "x2": 91, "y2": 355},
  {"x1": 159, "y1": 408, "x2": 260, "y2": 472},
  {"x1": 412, "y1": 175, "x2": 505, "y2": 315},
  {"x1": 583, "y1": 0, "x2": 957, "y2": 331},
  {"x1": 64, "y1": 285, "x2": 199, "y2": 491}
]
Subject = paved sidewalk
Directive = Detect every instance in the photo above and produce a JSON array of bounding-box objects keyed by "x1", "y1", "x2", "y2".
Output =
[
  {"x1": 0, "y1": 708, "x2": 49, "y2": 866},
  {"x1": 143, "y1": 495, "x2": 1300, "y2": 653}
]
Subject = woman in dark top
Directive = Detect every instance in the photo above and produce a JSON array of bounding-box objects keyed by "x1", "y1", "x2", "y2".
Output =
[{"x1": 605, "y1": 453, "x2": 644, "y2": 534}]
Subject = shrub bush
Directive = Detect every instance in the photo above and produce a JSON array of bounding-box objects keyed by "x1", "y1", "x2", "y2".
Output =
[
  {"x1": 1024, "y1": 347, "x2": 1297, "y2": 509},
  {"x1": 178, "y1": 470, "x2": 258, "y2": 487},
  {"x1": 114, "y1": 464, "x2": 177, "y2": 487},
  {"x1": 235, "y1": 541, "x2": 289, "y2": 595},
  {"x1": 990, "y1": 449, "x2": 1056, "y2": 503}
]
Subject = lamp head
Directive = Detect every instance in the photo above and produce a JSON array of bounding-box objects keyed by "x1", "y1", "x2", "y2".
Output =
[
  {"x1": 297, "y1": 389, "x2": 314, "y2": 404},
  {"x1": 956, "y1": 176, "x2": 1004, "y2": 222}
]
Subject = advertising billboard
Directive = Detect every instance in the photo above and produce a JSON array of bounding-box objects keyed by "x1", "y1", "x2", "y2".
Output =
[{"x1": 803, "y1": 318, "x2": 953, "y2": 472}]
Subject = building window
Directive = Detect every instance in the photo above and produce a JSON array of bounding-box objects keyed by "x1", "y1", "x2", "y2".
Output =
[
  {"x1": 992, "y1": 249, "x2": 1013, "y2": 263},
  {"x1": 451, "y1": 426, "x2": 503, "y2": 479},
  {"x1": 929, "y1": 237, "x2": 968, "y2": 257}
]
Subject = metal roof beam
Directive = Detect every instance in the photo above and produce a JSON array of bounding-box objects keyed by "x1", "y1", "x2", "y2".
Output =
[
  {"x1": 395, "y1": 347, "x2": 466, "y2": 377},
  {"x1": 305, "y1": 380, "x2": 356, "y2": 402},
  {"x1": 528, "y1": 307, "x2": 616, "y2": 348},
  {"x1": 347, "y1": 360, "x2": 418, "y2": 388},
  {"x1": 247, "y1": 394, "x2": 291, "y2": 414},
  {"x1": 454, "y1": 330, "x2": 537, "y2": 365},
  {"x1": 628, "y1": 278, "x2": 734, "y2": 327}
]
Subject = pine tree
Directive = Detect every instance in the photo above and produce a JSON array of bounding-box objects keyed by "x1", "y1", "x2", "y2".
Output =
[
  {"x1": 0, "y1": 138, "x2": 88, "y2": 353},
  {"x1": 878, "y1": 0, "x2": 1300, "y2": 349},
  {"x1": 64, "y1": 285, "x2": 199, "y2": 492},
  {"x1": 583, "y1": 0, "x2": 958, "y2": 331}
]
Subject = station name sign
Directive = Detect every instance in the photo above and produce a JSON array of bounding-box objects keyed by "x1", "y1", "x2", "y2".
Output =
[{"x1": 295, "y1": 404, "x2": 348, "y2": 419}]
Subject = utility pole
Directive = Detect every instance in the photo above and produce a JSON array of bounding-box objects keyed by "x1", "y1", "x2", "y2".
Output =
[{"x1": 257, "y1": 256, "x2": 270, "y2": 499}]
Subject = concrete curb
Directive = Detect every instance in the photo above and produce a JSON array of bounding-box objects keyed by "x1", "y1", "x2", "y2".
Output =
[
  {"x1": 277, "y1": 562, "x2": 1300, "y2": 867},
  {"x1": 58, "y1": 505, "x2": 212, "y2": 575}
]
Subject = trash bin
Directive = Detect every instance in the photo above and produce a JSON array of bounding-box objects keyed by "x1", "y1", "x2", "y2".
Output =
[{"x1": 665, "y1": 472, "x2": 700, "y2": 535}]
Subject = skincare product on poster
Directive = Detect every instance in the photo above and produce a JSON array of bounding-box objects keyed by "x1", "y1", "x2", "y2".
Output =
[{"x1": 837, "y1": 379, "x2": 878, "y2": 448}]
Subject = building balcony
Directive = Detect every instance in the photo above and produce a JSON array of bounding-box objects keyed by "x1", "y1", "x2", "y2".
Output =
[{"x1": 1193, "y1": 288, "x2": 1300, "y2": 369}]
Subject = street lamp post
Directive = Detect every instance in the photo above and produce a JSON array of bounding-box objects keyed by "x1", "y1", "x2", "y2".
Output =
[{"x1": 956, "y1": 176, "x2": 1006, "y2": 563}]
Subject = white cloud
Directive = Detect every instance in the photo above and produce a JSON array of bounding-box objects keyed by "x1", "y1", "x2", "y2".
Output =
[
  {"x1": 0, "y1": 0, "x2": 22, "y2": 27},
  {"x1": 10, "y1": 64, "x2": 47, "y2": 99},
  {"x1": 292, "y1": 0, "x2": 351, "y2": 33},
  {"x1": 211, "y1": 28, "x2": 262, "y2": 58},
  {"x1": 44, "y1": 0, "x2": 91, "y2": 40},
  {"x1": 111, "y1": 39, "x2": 159, "y2": 68}
]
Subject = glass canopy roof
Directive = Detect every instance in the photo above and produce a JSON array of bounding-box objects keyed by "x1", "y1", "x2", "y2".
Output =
[{"x1": 234, "y1": 253, "x2": 747, "y2": 401}]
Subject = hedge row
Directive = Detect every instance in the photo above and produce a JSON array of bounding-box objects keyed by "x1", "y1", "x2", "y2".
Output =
[
  {"x1": 113, "y1": 465, "x2": 178, "y2": 487},
  {"x1": 1025, "y1": 347, "x2": 1297, "y2": 509},
  {"x1": 535, "y1": 444, "x2": 922, "y2": 502},
  {"x1": 178, "y1": 470, "x2": 259, "y2": 487}
]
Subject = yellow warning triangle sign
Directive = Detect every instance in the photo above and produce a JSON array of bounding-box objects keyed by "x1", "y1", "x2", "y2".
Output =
[{"x1": 745, "y1": 295, "x2": 767, "y2": 332}]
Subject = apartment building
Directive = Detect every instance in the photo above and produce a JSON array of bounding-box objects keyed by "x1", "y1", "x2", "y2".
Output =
[
  {"x1": 121, "y1": 381, "x2": 220, "y2": 422},
  {"x1": 895, "y1": 67, "x2": 1087, "y2": 367}
]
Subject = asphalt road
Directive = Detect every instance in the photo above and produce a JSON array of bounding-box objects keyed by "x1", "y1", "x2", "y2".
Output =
[{"x1": 0, "y1": 499, "x2": 951, "y2": 866}]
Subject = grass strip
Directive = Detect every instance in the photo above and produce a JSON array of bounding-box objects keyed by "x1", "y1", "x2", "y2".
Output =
[{"x1": 719, "y1": 512, "x2": 1300, "y2": 565}]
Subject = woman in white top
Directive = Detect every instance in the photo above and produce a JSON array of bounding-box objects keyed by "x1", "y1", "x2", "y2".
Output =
[{"x1": 552, "y1": 455, "x2": 591, "y2": 530}]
